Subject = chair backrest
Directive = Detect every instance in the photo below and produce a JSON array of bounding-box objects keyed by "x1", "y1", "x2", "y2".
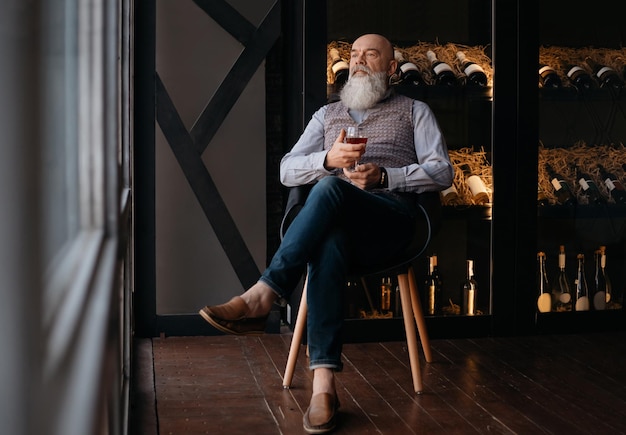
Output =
[
  {"x1": 279, "y1": 185, "x2": 440, "y2": 274},
  {"x1": 279, "y1": 184, "x2": 314, "y2": 240},
  {"x1": 417, "y1": 190, "x2": 441, "y2": 235},
  {"x1": 363, "y1": 198, "x2": 432, "y2": 276}
]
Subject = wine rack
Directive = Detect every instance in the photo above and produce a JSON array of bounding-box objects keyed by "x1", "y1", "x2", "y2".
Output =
[
  {"x1": 324, "y1": 39, "x2": 494, "y2": 327},
  {"x1": 289, "y1": 0, "x2": 626, "y2": 340},
  {"x1": 288, "y1": 0, "x2": 497, "y2": 341},
  {"x1": 327, "y1": 41, "x2": 494, "y2": 207},
  {"x1": 536, "y1": 25, "x2": 626, "y2": 331},
  {"x1": 326, "y1": 41, "x2": 493, "y2": 90}
]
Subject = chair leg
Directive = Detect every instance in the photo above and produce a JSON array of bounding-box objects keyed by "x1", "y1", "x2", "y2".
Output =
[
  {"x1": 408, "y1": 266, "x2": 433, "y2": 363},
  {"x1": 283, "y1": 278, "x2": 308, "y2": 389},
  {"x1": 397, "y1": 273, "x2": 423, "y2": 394}
]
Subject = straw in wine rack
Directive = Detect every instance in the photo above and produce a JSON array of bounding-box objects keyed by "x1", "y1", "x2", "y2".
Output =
[
  {"x1": 539, "y1": 141, "x2": 626, "y2": 204},
  {"x1": 540, "y1": 46, "x2": 626, "y2": 86},
  {"x1": 448, "y1": 147, "x2": 493, "y2": 205}
]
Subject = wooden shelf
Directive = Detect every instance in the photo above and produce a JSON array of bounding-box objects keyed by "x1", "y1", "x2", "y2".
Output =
[{"x1": 342, "y1": 314, "x2": 492, "y2": 342}]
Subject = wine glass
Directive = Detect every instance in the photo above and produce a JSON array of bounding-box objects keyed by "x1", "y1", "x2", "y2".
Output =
[{"x1": 345, "y1": 126, "x2": 367, "y2": 171}]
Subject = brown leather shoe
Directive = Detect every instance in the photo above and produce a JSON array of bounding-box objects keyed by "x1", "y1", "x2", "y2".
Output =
[
  {"x1": 199, "y1": 296, "x2": 268, "y2": 335},
  {"x1": 303, "y1": 393, "x2": 340, "y2": 434}
]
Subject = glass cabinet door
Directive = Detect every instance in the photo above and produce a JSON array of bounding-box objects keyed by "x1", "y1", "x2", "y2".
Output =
[
  {"x1": 323, "y1": 1, "x2": 494, "y2": 332},
  {"x1": 536, "y1": 2, "x2": 626, "y2": 329}
]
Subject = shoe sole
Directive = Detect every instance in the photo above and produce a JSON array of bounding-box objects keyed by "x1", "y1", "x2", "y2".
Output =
[
  {"x1": 198, "y1": 308, "x2": 266, "y2": 336},
  {"x1": 303, "y1": 423, "x2": 336, "y2": 434}
]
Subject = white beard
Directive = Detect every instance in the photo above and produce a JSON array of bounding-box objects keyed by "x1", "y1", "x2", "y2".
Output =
[{"x1": 340, "y1": 69, "x2": 388, "y2": 110}]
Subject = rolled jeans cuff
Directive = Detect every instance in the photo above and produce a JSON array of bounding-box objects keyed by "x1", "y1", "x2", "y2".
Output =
[
  {"x1": 258, "y1": 277, "x2": 288, "y2": 307},
  {"x1": 309, "y1": 361, "x2": 343, "y2": 372}
]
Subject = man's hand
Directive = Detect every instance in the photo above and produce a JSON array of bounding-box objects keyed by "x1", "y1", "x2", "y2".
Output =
[
  {"x1": 343, "y1": 163, "x2": 382, "y2": 190},
  {"x1": 324, "y1": 129, "x2": 366, "y2": 170}
]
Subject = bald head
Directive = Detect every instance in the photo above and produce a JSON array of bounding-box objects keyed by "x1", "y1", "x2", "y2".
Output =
[
  {"x1": 353, "y1": 34, "x2": 394, "y2": 59},
  {"x1": 349, "y1": 34, "x2": 397, "y2": 77}
]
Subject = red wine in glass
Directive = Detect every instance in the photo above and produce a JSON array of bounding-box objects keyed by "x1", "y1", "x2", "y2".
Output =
[
  {"x1": 345, "y1": 126, "x2": 367, "y2": 170},
  {"x1": 345, "y1": 137, "x2": 369, "y2": 144}
]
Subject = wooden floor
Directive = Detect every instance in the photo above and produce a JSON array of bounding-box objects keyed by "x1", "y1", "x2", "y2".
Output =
[{"x1": 131, "y1": 330, "x2": 626, "y2": 434}]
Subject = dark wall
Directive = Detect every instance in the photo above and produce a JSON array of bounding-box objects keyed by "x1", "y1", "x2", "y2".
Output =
[
  {"x1": 539, "y1": 2, "x2": 626, "y2": 48},
  {"x1": 327, "y1": 0, "x2": 491, "y2": 47}
]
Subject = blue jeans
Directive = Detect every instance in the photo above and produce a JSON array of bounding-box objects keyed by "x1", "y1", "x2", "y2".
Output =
[{"x1": 260, "y1": 177, "x2": 421, "y2": 371}]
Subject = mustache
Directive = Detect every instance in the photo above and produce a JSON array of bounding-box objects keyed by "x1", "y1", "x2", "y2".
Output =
[{"x1": 350, "y1": 65, "x2": 372, "y2": 76}]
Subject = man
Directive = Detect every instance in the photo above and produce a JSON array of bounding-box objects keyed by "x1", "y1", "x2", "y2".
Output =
[{"x1": 200, "y1": 34, "x2": 453, "y2": 434}]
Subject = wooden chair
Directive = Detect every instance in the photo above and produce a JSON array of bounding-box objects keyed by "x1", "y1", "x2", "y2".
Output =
[{"x1": 280, "y1": 185, "x2": 438, "y2": 394}]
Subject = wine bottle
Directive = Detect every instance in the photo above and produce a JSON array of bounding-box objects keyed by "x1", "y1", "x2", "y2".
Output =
[
  {"x1": 462, "y1": 259, "x2": 478, "y2": 316},
  {"x1": 573, "y1": 253, "x2": 590, "y2": 311},
  {"x1": 425, "y1": 255, "x2": 443, "y2": 315},
  {"x1": 551, "y1": 245, "x2": 572, "y2": 311},
  {"x1": 394, "y1": 285, "x2": 402, "y2": 317},
  {"x1": 394, "y1": 50, "x2": 425, "y2": 86},
  {"x1": 456, "y1": 51, "x2": 488, "y2": 87},
  {"x1": 424, "y1": 256, "x2": 434, "y2": 315},
  {"x1": 345, "y1": 280, "x2": 360, "y2": 318},
  {"x1": 593, "y1": 246, "x2": 612, "y2": 310},
  {"x1": 538, "y1": 63, "x2": 562, "y2": 89},
  {"x1": 585, "y1": 57, "x2": 624, "y2": 90},
  {"x1": 574, "y1": 164, "x2": 607, "y2": 205},
  {"x1": 329, "y1": 48, "x2": 349, "y2": 90},
  {"x1": 545, "y1": 163, "x2": 576, "y2": 206},
  {"x1": 592, "y1": 249, "x2": 606, "y2": 310},
  {"x1": 537, "y1": 184, "x2": 550, "y2": 207},
  {"x1": 460, "y1": 164, "x2": 490, "y2": 204},
  {"x1": 600, "y1": 245, "x2": 621, "y2": 310},
  {"x1": 597, "y1": 164, "x2": 626, "y2": 204},
  {"x1": 564, "y1": 63, "x2": 594, "y2": 91},
  {"x1": 536, "y1": 252, "x2": 552, "y2": 313},
  {"x1": 380, "y1": 276, "x2": 392, "y2": 312},
  {"x1": 426, "y1": 50, "x2": 457, "y2": 86},
  {"x1": 440, "y1": 184, "x2": 463, "y2": 206}
]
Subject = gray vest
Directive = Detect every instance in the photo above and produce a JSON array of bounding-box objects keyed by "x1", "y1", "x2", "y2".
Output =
[{"x1": 324, "y1": 93, "x2": 418, "y2": 172}]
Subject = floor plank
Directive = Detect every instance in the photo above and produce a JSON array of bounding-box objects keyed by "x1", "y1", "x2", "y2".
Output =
[
  {"x1": 242, "y1": 336, "x2": 304, "y2": 433},
  {"x1": 467, "y1": 335, "x2": 626, "y2": 434},
  {"x1": 143, "y1": 331, "x2": 626, "y2": 434},
  {"x1": 341, "y1": 343, "x2": 443, "y2": 434}
]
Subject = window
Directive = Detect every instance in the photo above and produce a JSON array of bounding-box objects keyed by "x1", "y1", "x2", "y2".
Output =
[{"x1": 0, "y1": 0, "x2": 132, "y2": 434}]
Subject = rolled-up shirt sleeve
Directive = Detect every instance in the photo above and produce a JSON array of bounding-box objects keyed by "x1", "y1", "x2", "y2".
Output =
[
  {"x1": 386, "y1": 100, "x2": 454, "y2": 193},
  {"x1": 280, "y1": 106, "x2": 333, "y2": 187}
]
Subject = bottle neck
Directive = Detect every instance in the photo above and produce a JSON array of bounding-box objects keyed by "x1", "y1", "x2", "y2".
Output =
[
  {"x1": 566, "y1": 65, "x2": 586, "y2": 77},
  {"x1": 399, "y1": 62, "x2": 419, "y2": 73},
  {"x1": 464, "y1": 63, "x2": 484, "y2": 75},
  {"x1": 596, "y1": 65, "x2": 616, "y2": 79},
  {"x1": 466, "y1": 260, "x2": 474, "y2": 280}
]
